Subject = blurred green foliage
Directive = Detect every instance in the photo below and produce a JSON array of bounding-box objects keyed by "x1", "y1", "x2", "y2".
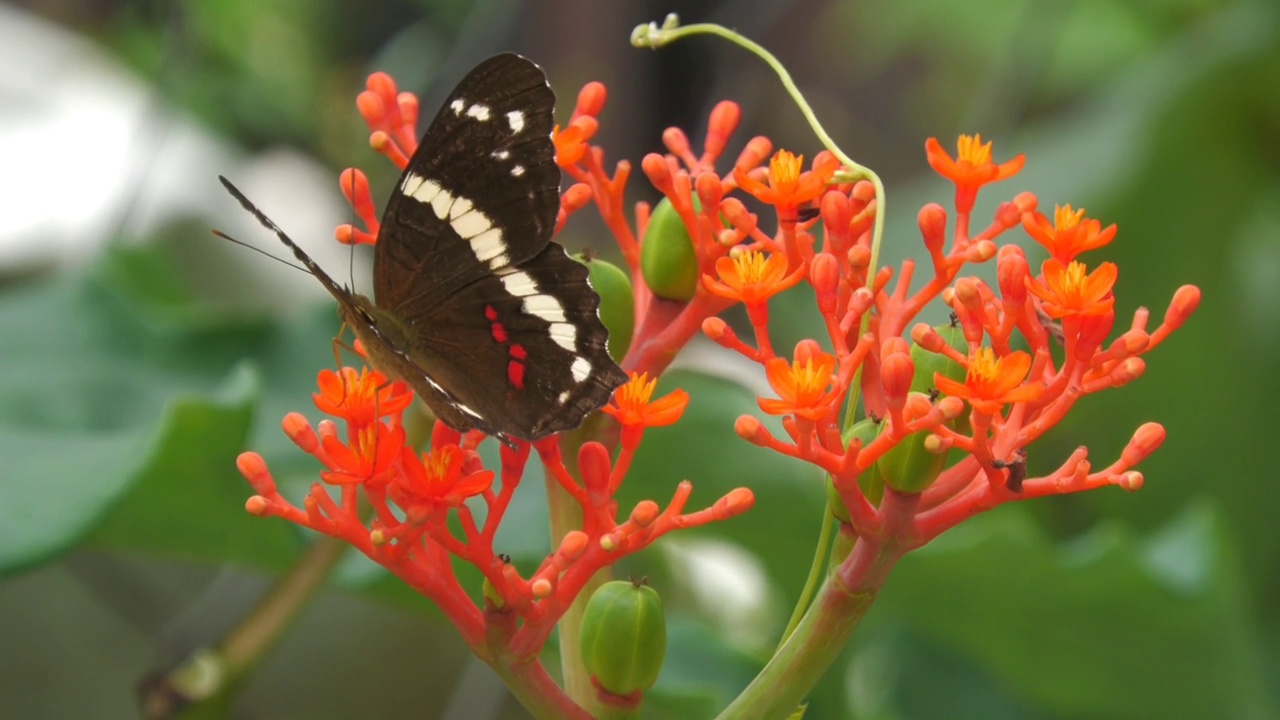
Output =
[{"x1": 3, "y1": 0, "x2": 1278, "y2": 718}]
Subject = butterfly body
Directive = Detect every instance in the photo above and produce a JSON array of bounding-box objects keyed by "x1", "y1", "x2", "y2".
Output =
[{"x1": 221, "y1": 54, "x2": 626, "y2": 443}]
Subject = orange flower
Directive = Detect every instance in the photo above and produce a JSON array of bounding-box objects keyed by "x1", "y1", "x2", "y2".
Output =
[
  {"x1": 1022, "y1": 205, "x2": 1117, "y2": 263},
  {"x1": 314, "y1": 367, "x2": 413, "y2": 429},
  {"x1": 604, "y1": 372, "x2": 690, "y2": 429},
  {"x1": 702, "y1": 251, "x2": 805, "y2": 306},
  {"x1": 1025, "y1": 259, "x2": 1117, "y2": 318},
  {"x1": 734, "y1": 149, "x2": 840, "y2": 219},
  {"x1": 320, "y1": 421, "x2": 405, "y2": 485},
  {"x1": 925, "y1": 134, "x2": 1025, "y2": 213},
  {"x1": 392, "y1": 444, "x2": 494, "y2": 509},
  {"x1": 934, "y1": 348, "x2": 1041, "y2": 414},
  {"x1": 553, "y1": 120, "x2": 593, "y2": 167},
  {"x1": 759, "y1": 352, "x2": 842, "y2": 421}
]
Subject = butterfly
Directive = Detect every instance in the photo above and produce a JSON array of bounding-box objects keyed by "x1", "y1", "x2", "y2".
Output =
[{"x1": 220, "y1": 53, "x2": 627, "y2": 445}]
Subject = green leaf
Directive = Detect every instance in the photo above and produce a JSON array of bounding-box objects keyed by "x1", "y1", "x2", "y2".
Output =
[
  {"x1": 0, "y1": 245, "x2": 335, "y2": 577},
  {"x1": 88, "y1": 364, "x2": 301, "y2": 567},
  {"x1": 877, "y1": 504, "x2": 1275, "y2": 718}
]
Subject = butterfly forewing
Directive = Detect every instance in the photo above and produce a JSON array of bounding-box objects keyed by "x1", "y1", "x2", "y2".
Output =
[{"x1": 375, "y1": 53, "x2": 560, "y2": 310}]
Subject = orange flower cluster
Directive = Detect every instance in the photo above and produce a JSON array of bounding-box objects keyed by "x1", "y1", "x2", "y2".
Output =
[{"x1": 629, "y1": 126, "x2": 1199, "y2": 545}]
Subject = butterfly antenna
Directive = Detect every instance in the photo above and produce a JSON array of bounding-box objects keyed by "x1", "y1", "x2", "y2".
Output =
[
  {"x1": 210, "y1": 229, "x2": 311, "y2": 275},
  {"x1": 345, "y1": 170, "x2": 360, "y2": 293}
]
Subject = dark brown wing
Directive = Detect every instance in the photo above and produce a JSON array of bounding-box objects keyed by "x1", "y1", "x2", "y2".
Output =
[
  {"x1": 373, "y1": 53, "x2": 559, "y2": 313},
  {"x1": 405, "y1": 243, "x2": 628, "y2": 440}
]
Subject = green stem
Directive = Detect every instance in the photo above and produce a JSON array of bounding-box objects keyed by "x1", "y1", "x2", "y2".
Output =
[
  {"x1": 546, "y1": 424, "x2": 614, "y2": 712},
  {"x1": 714, "y1": 538, "x2": 904, "y2": 720},
  {"x1": 139, "y1": 535, "x2": 348, "y2": 717},
  {"x1": 776, "y1": 498, "x2": 833, "y2": 647},
  {"x1": 630, "y1": 15, "x2": 887, "y2": 428}
]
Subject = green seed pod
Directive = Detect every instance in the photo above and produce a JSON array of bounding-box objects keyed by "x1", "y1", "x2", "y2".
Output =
[
  {"x1": 826, "y1": 418, "x2": 884, "y2": 521},
  {"x1": 875, "y1": 393, "x2": 948, "y2": 494},
  {"x1": 911, "y1": 322, "x2": 971, "y2": 450},
  {"x1": 910, "y1": 323, "x2": 967, "y2": 395},
  {"x1": 577, "y1": 254, "x2": 635, "y2": 362},
  {"x1": 580, "y1": 579, "x2": 667, "y2": 698},
  {"x1": 640, "y1": 196, "x2": 700, "y2": 302}
]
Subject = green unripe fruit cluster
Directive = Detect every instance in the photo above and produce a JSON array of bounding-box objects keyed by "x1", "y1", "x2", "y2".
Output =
[
  {"x1": 641, "y1": 196, "x2": 701, "y2": 302},
  {"x1": 827, "y1": 418, "x2": 885, "y2": 520},
  {"x1": 911, "y1": 323, "x2": 967, "y2": 395},
  {"x1": 577, "y1": 254, "x2": 635, "y2": 362},
  {"x1": 579, "y1": 579, "x2": 667, "y2": 698},
  {"x1": 877, "y1": 324, "x2": 970, "y2": 493}
]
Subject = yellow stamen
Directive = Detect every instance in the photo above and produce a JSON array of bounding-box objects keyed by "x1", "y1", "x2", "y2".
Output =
[
  {"x1": 618, "y1": 373, "x2": 658, "y2": 409},
  {"x1": 423, "y1": 446, "x2": 457, "y2": 484},
  {"x1": 768, "y1": 150, "x2": 804, "y2": 191},
  {"x1": 968, "y1": 347, "x2": 1000, "y2": 386},
  {"x1": 956, "y1": 134, "x2": 993, "y2": 166},
  {"x1": 1059, "y1": 261, "x2": 1091, "y2": 296},
  {"x1": 733, "y1": 251, "x2": 771, "y2": 284},
  {"x1": 789, "y1": 359, "x2": 829, "y2": 402},
  {"x1": 1053, "y1": 204, "x2": 1086, "y2": 231}
]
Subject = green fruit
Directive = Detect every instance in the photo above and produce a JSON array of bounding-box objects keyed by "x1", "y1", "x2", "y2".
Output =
[
  {"x1": 641, "y1": 196, "x2": 700, "y2": 302},
  {"x1": 580, "y1": 579, "x2": 667, "y2": 697},
  {"x1": 875, "y1": 394, "x2": 948, "y2": 494},
  {"x1": 827, "y1": 418, "x2": 885, "y2": 520},
  {"x1": 910, "y1": 323, "x2": 967, "y2": 395},
  {"x1": 910, "y1": 322, "x2": 971, "y2": 458},
  {"x1": 577, "y1": 254, "x2": 635, "y2": 362}
]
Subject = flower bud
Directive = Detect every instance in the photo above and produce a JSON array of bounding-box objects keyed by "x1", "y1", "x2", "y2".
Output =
[
  {"x1": 580, "y1": 579, "x2": 667, "y2": 698},
  {"x1": 640, "y1": 196, "x2": 700, "y2": 302},
  {"x1": 577, "y1": 254, "x2": 634, "y2": 362}
]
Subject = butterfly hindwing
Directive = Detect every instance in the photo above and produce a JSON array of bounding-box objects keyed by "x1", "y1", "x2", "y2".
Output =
[{"x1": 404, "y1": 243, "x2": 628, "y2": 439}]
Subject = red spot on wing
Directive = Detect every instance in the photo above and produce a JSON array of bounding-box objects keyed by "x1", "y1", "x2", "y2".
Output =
[
  {"x1": 510, "y1": 344, "x2": 528, "y2": 360},
  {"x1": 485, "y1": 305, "x2": 499, "y2": 322},
  {"x1": 508, "y1": 359, "x2": 526, "y2": 390},
  {"x1": 491, "y1": 322, "x2": 508, "y2": 343}
]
